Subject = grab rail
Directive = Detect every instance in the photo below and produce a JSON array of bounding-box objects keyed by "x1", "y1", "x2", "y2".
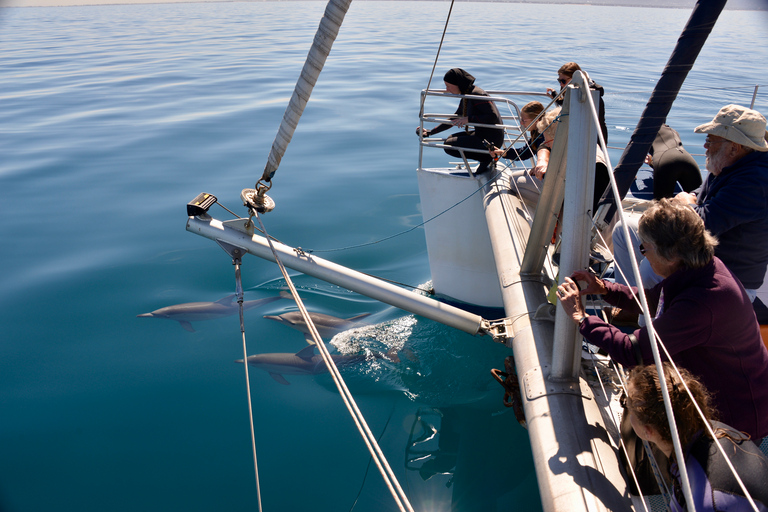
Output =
[{"x1": 417, "y1": 89, "x2": 551, "y2": 172}]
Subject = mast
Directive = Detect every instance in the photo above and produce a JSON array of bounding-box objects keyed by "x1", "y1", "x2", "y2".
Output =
[
  {"x1": 595, "y1": 0, "x2": 727, "y2": 227},
  {"x1": 260, "y1": 0, "x2": 353, "y2": 184}
]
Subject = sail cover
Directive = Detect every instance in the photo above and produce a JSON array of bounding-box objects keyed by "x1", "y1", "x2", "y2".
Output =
[
  {"x1": 260, "y1": 0, "x2": 353, "y2": 183},
  {"x1": 597, "y1": 0, "x2": 727, "y2": 224}
]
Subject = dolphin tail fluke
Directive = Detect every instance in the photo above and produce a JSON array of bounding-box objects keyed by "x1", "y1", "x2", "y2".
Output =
[{"x1": 179, "y1": 321, "x2": 195, "y2": 332}]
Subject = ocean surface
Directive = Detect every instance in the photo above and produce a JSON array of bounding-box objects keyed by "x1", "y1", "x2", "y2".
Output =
[{"x1": 1, "y1": 2, "x2": 766, "y2": 511}]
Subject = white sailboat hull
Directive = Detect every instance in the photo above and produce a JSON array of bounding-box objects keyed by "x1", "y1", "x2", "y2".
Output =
[{"x1": 417, "y1": 166, "x2": 505, "y2": 309}]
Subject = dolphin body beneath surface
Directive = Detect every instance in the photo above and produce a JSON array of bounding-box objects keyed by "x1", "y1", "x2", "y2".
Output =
[
  {"x1": 263, "y1": 311, "x2": 372, "y2": 344},
  {"x1": 237, "y1": 345, "x2": 385, "y2": 385},
  {"x1": 138, "y1": 294, "x2": 284, "y2": 332}
]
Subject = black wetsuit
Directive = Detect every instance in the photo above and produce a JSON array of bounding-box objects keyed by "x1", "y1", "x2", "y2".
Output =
[
  {"x1": 502, "y1": 130, "x2": 544, "y2": 161},
  {"x1": 649, "y1": 124, "x2": 702, "y2": 199},
  {"x1": 428, "y1": 83, "x2": 504, "y2": 174},
  {"x1": 555, "y1": 78, "x2": 608, "y2": 144}
]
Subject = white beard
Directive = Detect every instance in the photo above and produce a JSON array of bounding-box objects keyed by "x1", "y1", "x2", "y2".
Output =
[{"x1": 705, "y1": 144, "x2": 731, "y2": 175}]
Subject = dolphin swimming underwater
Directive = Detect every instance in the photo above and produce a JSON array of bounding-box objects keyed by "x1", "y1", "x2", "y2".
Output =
[
  {"x1": 263, "y1": 311, "x2": 372, "y2": 344},
  {"x1": 138, "y1": 294, "x2": 285, "y2": 332},
  {"x1": 237, "y1": 344, "x2": 388, "y2": 385}
]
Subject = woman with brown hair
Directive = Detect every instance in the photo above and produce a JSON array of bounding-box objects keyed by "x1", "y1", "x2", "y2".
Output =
[
  {"x1": 557, "y1": 198, "x2": 768, "y2": 440},
  {"x1": 546, "y1": 61, "x2": 608, "y2": 144},
  {"x1": 626, "y1": 363, "x2": 768, "y2": 511}
]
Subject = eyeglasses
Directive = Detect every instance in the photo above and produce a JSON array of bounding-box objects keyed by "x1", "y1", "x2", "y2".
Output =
[{"x1": 639, "y1": 243, "x2": 647, "y2": 255}]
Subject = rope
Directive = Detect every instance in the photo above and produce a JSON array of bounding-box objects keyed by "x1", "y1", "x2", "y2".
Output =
[
  {"x1": 424, "y1": 0, "x2": 455, "y2": 94},
  {"x1": 578, "y1": 79, "x2": 698, "y2": 509},
  {"x1": 253, "y1": 211, "x2": 415, "y2": 512},
  {"x1": 231, "y1": 257, "x2": 263, "y2": 512}
]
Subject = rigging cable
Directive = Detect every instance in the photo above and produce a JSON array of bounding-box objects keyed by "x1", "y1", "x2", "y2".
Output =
[
  {"x1": 582, "y1": 79, "x2": 697, "y2": 510},
  {"x1": 252, "y1": 211, "x2": 415, "y2": 512},
  {"x1": 221, "y1": 246, "x2": 263, "y2": 512},
  {"x1": 423, "y1": 0, "x2": 455, "y2": 96}
]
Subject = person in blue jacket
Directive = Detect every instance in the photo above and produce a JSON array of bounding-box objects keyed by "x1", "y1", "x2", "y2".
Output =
[
  {"x1": 611, "y1": 105, "x2": 768, "y2": 321},
  {"x1": 417, "y1": 68, "x2": 504, "y2": 174},
  {"x1": 625, "y1": 363, "x2": 768, "y2": 511}
]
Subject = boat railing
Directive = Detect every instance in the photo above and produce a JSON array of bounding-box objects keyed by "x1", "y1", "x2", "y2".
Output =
[{"x1": 417, "y1": 89, "x2": 551, "y2": 173}]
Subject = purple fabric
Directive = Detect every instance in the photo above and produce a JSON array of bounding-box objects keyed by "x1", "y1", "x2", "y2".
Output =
[{"x1": 580, "y1": 257, "x2": 768, "y2": 439}]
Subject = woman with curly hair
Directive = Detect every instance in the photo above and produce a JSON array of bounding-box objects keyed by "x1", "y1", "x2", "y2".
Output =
[{"x1": 625, "y1": 363, "x2": 768, "y2": 511}]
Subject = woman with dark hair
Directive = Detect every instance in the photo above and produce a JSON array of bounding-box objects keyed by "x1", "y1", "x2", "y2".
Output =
[
  {"x1": 417, "y1": 68, "x2": 504, "y2": 174},
  {"x1": 626, "y1": 363, "x2": 768, "y2": 511},
  {"x1": 556, "y1": 198, "x2": 768, "y2": 440},
  {"x1": 546, "y1": 61, "x2": 608, "y2": 144}
]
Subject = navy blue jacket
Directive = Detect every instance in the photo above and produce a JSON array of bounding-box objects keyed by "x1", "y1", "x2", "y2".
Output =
[{"x1": 693, "y1": 150, "x2": 768, "y2": 289}]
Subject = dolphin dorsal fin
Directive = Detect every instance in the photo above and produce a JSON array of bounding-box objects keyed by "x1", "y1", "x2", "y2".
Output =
[
  {"x1": 296, "y1": 344, "x2": 317, "y2": 361},
  {"x1": 215, "y1": 294, "x2": 236, "y2": 304}
]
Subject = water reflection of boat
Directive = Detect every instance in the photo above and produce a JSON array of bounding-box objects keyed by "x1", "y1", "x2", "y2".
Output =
[{"x1": 184, "y1": 0, "x2": 766, "y2": 510}]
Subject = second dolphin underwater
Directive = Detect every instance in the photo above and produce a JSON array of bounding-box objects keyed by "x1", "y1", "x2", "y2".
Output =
[
  {"x1": 264, "y1": 311, "x2": 372, "y2": 344},
  {"x1": 138, "y1": 293, "x2": 287, "y2": 332}
]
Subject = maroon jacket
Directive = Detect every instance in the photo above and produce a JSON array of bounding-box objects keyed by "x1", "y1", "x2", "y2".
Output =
[{"x1": 581, "y1": 257, "x2": 768, "y2": 439}]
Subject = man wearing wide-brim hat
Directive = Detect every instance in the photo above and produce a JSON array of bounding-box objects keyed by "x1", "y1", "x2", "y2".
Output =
[{"x1": 675, "y1": 104, "x2": 768, "y2": 315}]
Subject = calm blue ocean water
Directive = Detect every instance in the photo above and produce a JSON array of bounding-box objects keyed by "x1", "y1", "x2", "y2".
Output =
[{"x1": 0, "y1": 2, "x2": 766, "y2": 511}]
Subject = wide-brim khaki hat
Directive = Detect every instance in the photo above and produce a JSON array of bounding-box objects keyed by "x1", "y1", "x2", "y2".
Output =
[{"x1": 694, "y1": 104, "x2": 768, "y2": 152}]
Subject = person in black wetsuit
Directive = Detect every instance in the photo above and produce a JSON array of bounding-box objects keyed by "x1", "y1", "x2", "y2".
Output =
[
  {"x1": 646, "y1": 124, "x2": 703, "y2": 199},
  {"x1": 547, "y1": 62, "x2": 608, "y2": 144},
  {"x1": 417, "y1": 68, "x2": 504, "y2": 174}
]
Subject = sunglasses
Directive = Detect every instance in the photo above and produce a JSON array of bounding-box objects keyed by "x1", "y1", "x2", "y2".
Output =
[
  {"x1": 639, "y1": 243, "x2": 647, "y2": 255},
  {"x1": 705, "y1": 136, "x2": 726, "y2": 145},
  {"x1": 557, "y1": 78, "x2": 568, "y2": 85}
]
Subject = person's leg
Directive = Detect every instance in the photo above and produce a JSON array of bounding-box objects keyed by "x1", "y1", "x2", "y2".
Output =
[
  {"x1": 611, "y1": 213, "x2": 642, "y2": 287},
  {"x1": 509, "y1": 169, "x2": 542, "y2": 207},
  {"x1": 445, "y1": 132, "x2": 492, "y2": 173}
]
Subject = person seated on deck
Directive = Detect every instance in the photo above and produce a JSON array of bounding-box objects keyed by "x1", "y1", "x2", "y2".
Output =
[
  {"x1": 611, "y1": 105, "x2": 768, "y2": 325},
  {"x1": 626, "y1": 363, "x2": 768, "y2": 511},
  {"x1": 546, "y1": 61, "x2": 608, "y2": 144},
  {"x1": 490, "y1": 101, "x2": 545, "y2": 162},
  {"x1": 512, "y1": 107, "x2": 610, "y2": 214},
  {"x1": 646, "y1": 124, "x2": 702, "y2": 200},
  {"x1": 487, "y1": 101, "x2": 547, "y2": 207},
  {"x1": 416, "y1": 68, "x2": 504, "y2": 175},
  {"x1": 556, "y1": 198, "x2": 768, "y2": 441}
]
